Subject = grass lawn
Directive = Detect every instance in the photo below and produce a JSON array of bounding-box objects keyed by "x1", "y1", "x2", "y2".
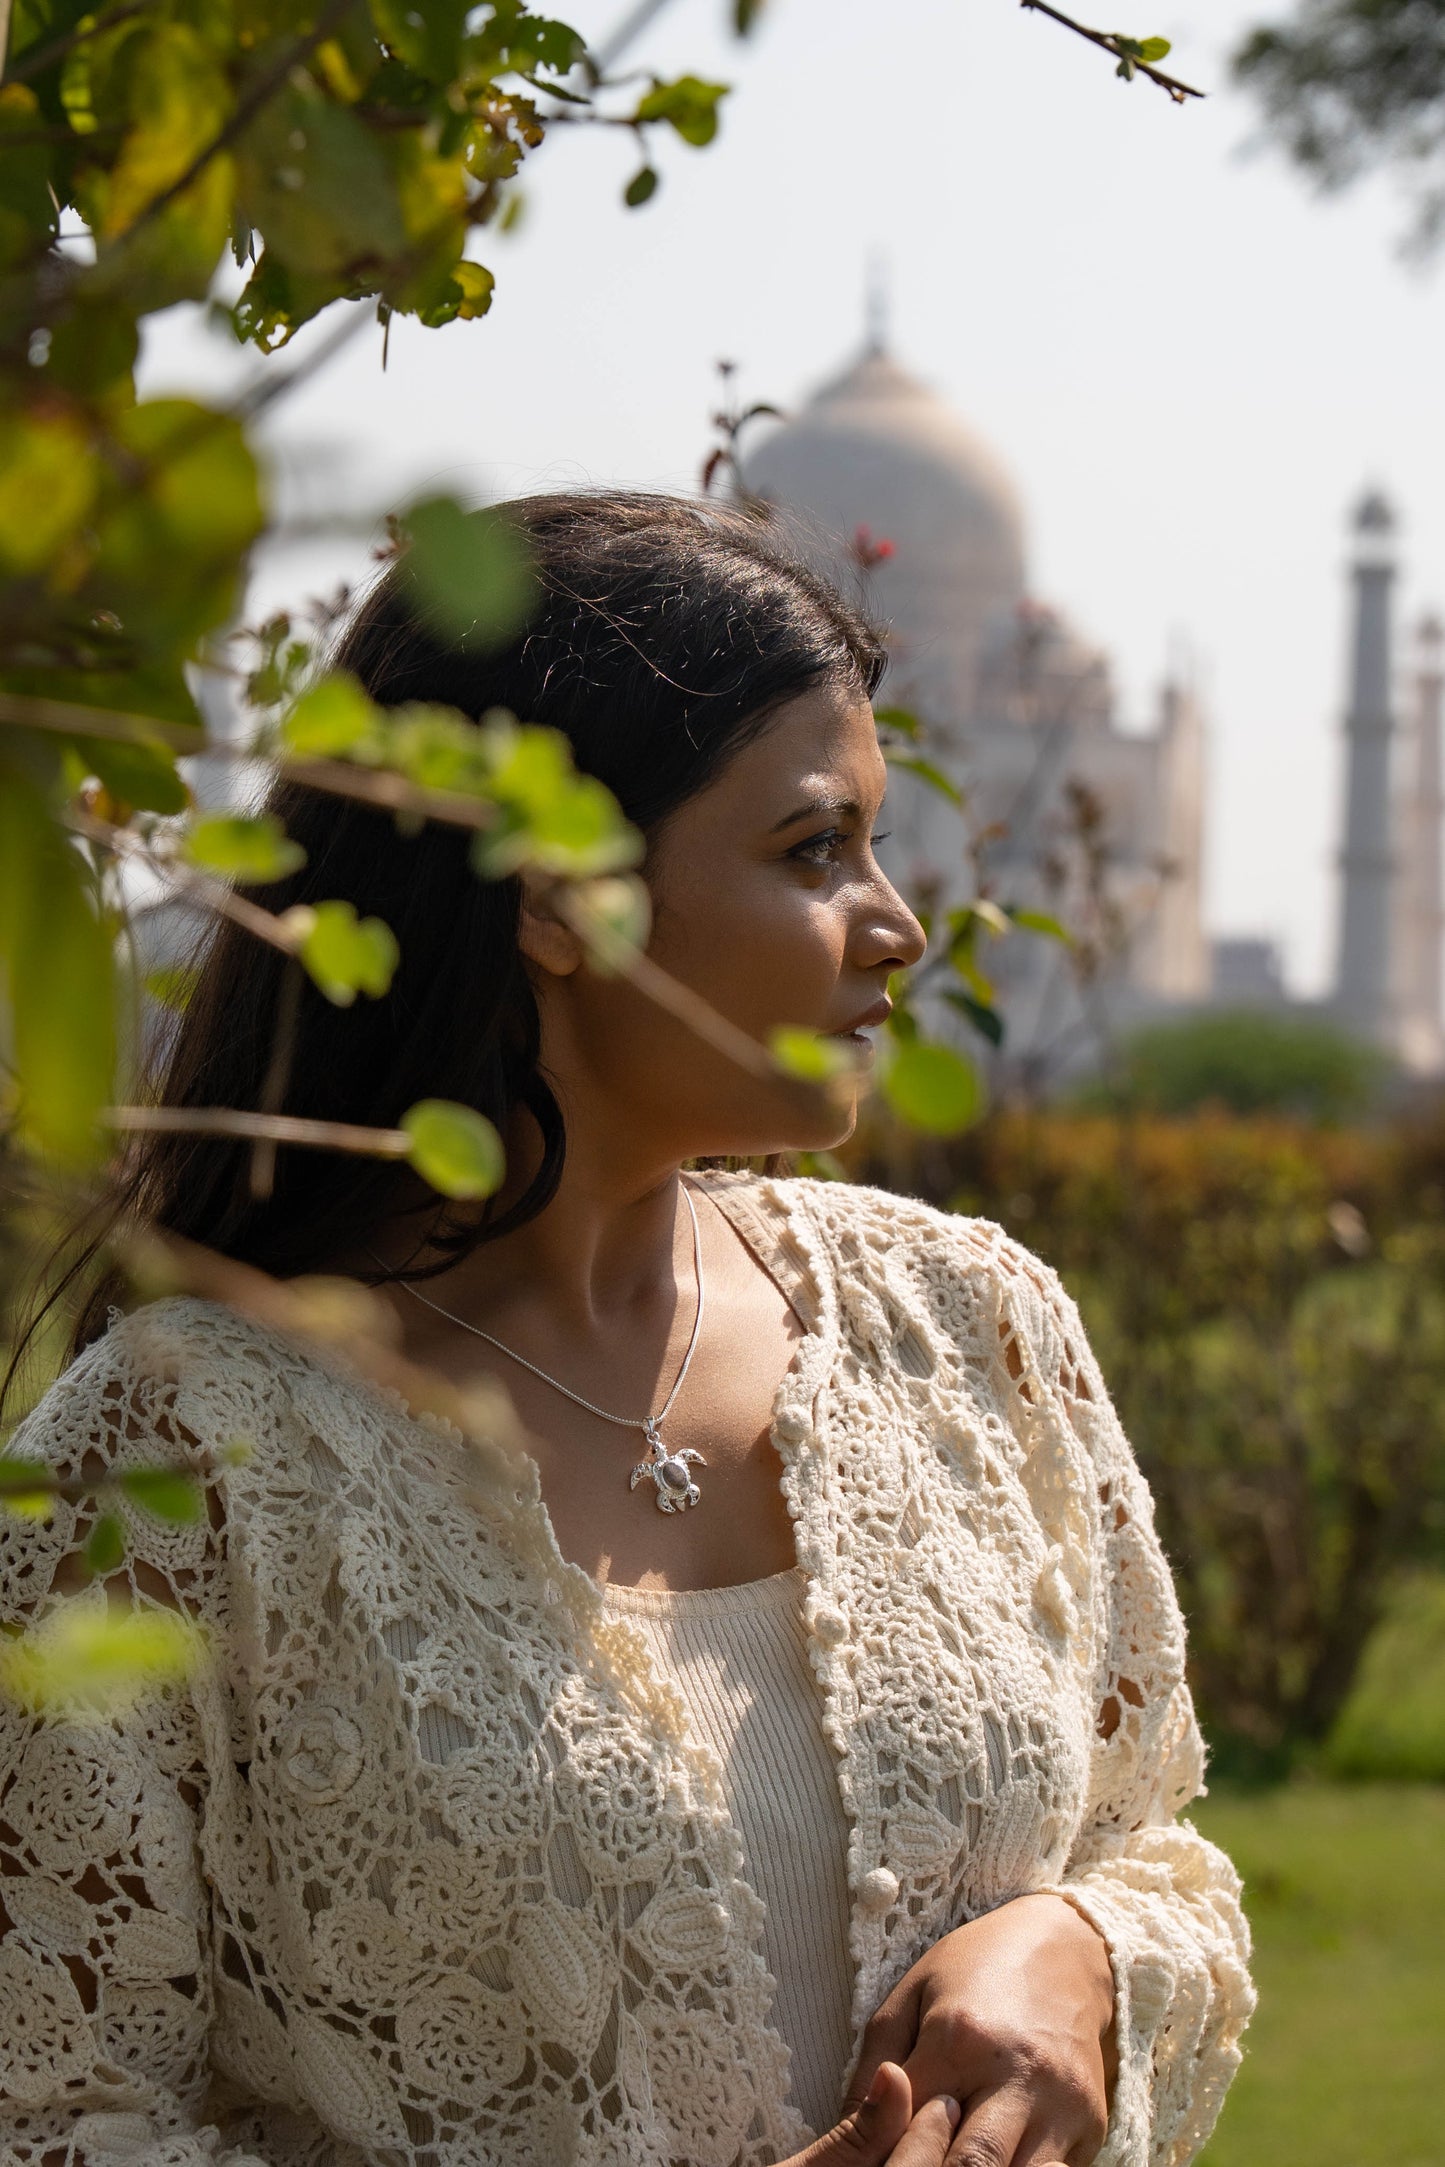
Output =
[{"x1": 1191, "y1": 1783, "x2": 1445, "y2": 2167}]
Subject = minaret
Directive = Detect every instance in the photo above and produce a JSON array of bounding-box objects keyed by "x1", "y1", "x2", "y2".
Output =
[
  {"x1": 1395, "y1": 615, "x2": 1445, "y2": 1072},
  {"x1": 1334, "y1": 491, "x2": 1399, "y2": 1044}
]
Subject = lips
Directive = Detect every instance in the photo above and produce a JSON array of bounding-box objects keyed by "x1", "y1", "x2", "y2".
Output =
[{"x1": 829, "y1": 999, "x2": 893, "y2": 1038}]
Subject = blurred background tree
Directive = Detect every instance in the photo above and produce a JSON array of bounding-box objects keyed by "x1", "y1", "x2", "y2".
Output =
[
  {"x1": 853, "y1": 1099, "x2": 1445, "y2": 1778},
  {"x1": 1236, "y1": 0, "x2": 1445, "y2": 247},
  {"x1": 1071, "y1": 1007, "x2": 1390, "y2": 1122}
]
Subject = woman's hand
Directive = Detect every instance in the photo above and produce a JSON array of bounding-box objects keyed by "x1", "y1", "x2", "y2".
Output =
[
  {"x1": 783, "y1": 2062, "x2": 963, "y2": 2167},
  {"x1": 844, "y1": 1894, "x2": 1118, "y2": 2167}
]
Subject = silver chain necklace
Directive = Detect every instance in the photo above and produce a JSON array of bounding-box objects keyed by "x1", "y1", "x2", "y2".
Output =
[{"x1": 386, "y1": 1182, "x2": 708, "y2": 1513}]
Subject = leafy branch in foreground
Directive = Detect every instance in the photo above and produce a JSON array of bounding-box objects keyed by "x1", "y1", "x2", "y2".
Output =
[{"x1": 1019, "y1": 0, "x2": 1203, "y2": 100}]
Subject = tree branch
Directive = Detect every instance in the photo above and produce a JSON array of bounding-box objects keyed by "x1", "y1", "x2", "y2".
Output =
[
  {"x1": 64, "y1": 806, "x2": 302, "y2": 957},
  {"x1": 24, "y1": 701, "x2": 856, "y2": 1107},
  {"x1": 0, "y1": 691, "x2": 202, "y2": 755},
  {"x1": 1019, "y1": 0, "x2": 1204, "y2": 101},
  {"x1": 103, "y1": 1105, "x2": 413, "y2": 1156},
  {"x1": 283, "y1": 756, "x2": 505, "y2": 833}
]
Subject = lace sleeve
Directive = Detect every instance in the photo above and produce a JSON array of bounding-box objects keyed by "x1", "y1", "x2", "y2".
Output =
[
  {"x1": 0, "y1": 1311, "x2": 266, "y2": 2167},
  {"x1": 996, "y1": 1241, "x2": 1256, "y2": 2167}
]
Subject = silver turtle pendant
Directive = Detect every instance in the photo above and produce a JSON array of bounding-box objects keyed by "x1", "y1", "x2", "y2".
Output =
[{"x1": 630, "y1": 1418, "x2": 706, "y2": 1513}]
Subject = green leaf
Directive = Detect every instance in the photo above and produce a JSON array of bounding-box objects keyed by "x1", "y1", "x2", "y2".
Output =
[
  {"x1": 0, "y1": 411, "x2": 98, "y2": 575},
  {"x1": 468, "y1": 717, "x2": 643, "y2": 878},
  {"x1": 44, "y1": 301, "x2": 140, "y2": 400},
  {"x1": 0, "y1": 766, "x2": 116, "y2": 1165},
  {"x1": 734, "y1": 0, "x2": 767, "y2": 31},
  {"x1": 886, "y1": 997, "x2": 920, "y2": 1045},
  {"x1": 282, "y1": 673, "x2": 388, "y2": 761},
  {"x1": 634, "y1": 75, "x2": 729, "y2": 148},
  {"x1": 70, "y1": 735, "x2": 189, "y2": 816},
  {"x1": 944, "y1": 988, "x2": 1005, "y2": 1047},
  {"x1": 567, "y1": 873, "x2": 652, "y2": 972},
  {"x1": 119, "y1": 1468, "x2": 202, "y2": 1524},
  {"x1": 403, "y1": 496, "x2": 538, "y2": 653},
  {"x1": 769, "y1": 1026, "x2": 854, "y2": 1084},
  {"x1": 387, "y1": 703, "x2": 498, "y2": 794},
  {"x1": 186, "y1": 813, "x2": 306, "y2": 885},
  {"x1": 624, "y1": 165, "x2": 659, "y2": 208},
  {"x1": 1138, "y1": 36, "x2": 1172, "y2": 60},
  {"x1": 970, "y1": 898, "x2": 1012, "y2": 937},
  {"x1": 145, "y1": 965, "x2": 200, "y2": 1013},
  {"x1": 85, "y1": 1512, "x2": 126, "y2": 1577},
  {"x1": 1004, "y1": 904, "x2": 1072, "y2": 943},
  {"x1": 882, "y1": 1040, "x2": 982, "y2": 1136},
  {"x1": 0, "y1": 1604, "x2": 204, "y2": 1715},
  {"x1": 370, "y1": 0, "x2": 471, "y2": 80},
  {"x1": 414, "y1": 256, "x2": 495, "y2": 329},
  {"x1": 93, "y1": 399, "x2": 264, "y2": 650},
  {"x1": 873, "y1": 705, "x2": 921, "y2": 741},
  {"x1": 473, "y1": 775, "x2": 641, "y2": 878},
  {"x1": 98, "y1": 23, "x2": 234, "y2": 237},
  {"x1": 240, "y1": 85, "x2": 404, "y2": 278},
  {"x1": 885, "y1": 751, "x2": 964, "y2": 808},
  {"x1": 286, "y1": 899, "x2": 400, "y2": 1006},
  {"x1": 402, "y1": 1099, "x2": 506, "y2": 1200},
  {"x1": 0, "y1": 1489, "x2": 56, "y2": 1522},
  {"x1": 0, "y1": 1458, "x2": 56, "y2": 1521}
]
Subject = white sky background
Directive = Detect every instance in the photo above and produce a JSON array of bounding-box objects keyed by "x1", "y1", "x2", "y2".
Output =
[{"x1": 139, "y1": 0, "x2": 1445, "y2": 997}]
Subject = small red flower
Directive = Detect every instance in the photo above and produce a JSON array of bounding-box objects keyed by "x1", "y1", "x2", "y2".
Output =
[{"x1": 853, "y1": 523, "x2": 897, "y2": 570}]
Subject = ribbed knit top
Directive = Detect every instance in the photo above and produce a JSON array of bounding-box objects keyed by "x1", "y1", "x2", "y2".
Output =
[{"x1": 602, "y1": 1568, "x2": 854, "y2": 2138}]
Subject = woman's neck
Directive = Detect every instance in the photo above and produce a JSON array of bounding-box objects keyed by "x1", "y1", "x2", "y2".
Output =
[{"x1": 374, "y1": 1117, "x2": 697, "y2": 1341}]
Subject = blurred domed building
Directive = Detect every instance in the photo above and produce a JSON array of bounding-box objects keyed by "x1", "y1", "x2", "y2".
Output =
[{"x1": 739, "y1": 330, "x2": 1209, "y2": 1072}]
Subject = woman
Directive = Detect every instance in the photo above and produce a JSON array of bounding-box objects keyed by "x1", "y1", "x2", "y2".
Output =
[{"x1": 0, "y1": 494, "x2": 1252, "y2": 2167}]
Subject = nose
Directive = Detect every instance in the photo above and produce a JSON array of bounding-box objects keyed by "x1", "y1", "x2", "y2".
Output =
[{"x1": 854, "y1": 867, "x2": 927, "y2": 975}]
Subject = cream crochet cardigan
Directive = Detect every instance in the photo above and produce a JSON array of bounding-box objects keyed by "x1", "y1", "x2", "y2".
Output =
[{"x1": 0, "y1": 1174, "x2": 1253, "y2": 2167}]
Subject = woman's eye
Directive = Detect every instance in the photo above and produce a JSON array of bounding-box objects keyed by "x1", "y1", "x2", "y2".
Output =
[
  {"x1": 788, "y1": 825, "x2": 891, "y2": 868},
  {"x1": 790, "y1": 828, "x2": 850, "y2": 866}
]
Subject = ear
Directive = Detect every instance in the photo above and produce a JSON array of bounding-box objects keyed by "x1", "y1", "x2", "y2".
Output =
[{"x1": 518, "y1": 882, "x2": 585, "y2": 978}]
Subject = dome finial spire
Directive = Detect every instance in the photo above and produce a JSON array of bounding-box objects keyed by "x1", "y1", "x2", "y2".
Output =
[{"x1": 864, "y1": 252, "x2": 890, "y2": 358}]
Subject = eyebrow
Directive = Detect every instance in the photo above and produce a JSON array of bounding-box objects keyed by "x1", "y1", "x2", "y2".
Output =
[{"x1": 767, "y1": 794, "x2": 864, "y2": 835}]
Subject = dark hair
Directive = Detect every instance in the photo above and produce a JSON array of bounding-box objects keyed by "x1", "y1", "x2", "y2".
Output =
[{"x1": 58, "y1": 490, "x2": 884, "y2": 1354}]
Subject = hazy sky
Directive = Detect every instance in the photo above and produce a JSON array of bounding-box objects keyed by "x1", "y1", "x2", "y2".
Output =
[{"x1": 142, "y1": 0, "x2": 1445, "y2": 995}]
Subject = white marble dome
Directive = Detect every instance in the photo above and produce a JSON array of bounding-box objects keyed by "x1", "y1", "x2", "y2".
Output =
[{"x1": 739, "y1": 345, "x2": 1028, "y2": 733}]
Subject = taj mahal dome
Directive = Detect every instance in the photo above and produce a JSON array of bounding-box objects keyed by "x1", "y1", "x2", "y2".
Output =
[
  {"x1": 738, "y1": 329, "x2": 1445, "y2": 1082},
  {"x1": 738, "y1": 329, "x2": 1208, "y2": 1078}
]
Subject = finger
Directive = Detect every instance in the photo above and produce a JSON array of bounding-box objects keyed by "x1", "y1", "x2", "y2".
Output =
[
  {"x1": 796, "y1": 2061, "x2": 912, "y2": 2167},
  {"x1": 845, "y1": 1984, "x2": 923, "y2": 2113},
  {"x1": 898, "y1": 2027, "x2": 1005, "y2": 2117},
  {"x1": 888, "y1": 2094, "x2": 966, "y2": 2167},
  {"x1": 940, "y1": 2084, "x2": 1033, "y2": 2167},
  {"x1": 1008, "y1": 2105, "x2": 1108, "y2": 2167}
]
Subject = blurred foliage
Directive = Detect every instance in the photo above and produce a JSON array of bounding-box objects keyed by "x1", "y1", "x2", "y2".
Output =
[
  {"x1": 1236, "y1": 0, "x2": 1445, "y2": 250},
  {"x1": 1325, "y1": 1569, "x2": 1445, "y2": 1779},
  {"x1": 1072, "y1": 1007, "x2": 1388, "y2": 1123},
  {"x1": 853, "y1": 1102, "x2": 1445, "y2": 1769}
]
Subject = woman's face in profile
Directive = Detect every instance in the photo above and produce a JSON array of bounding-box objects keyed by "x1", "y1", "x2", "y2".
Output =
[{"x1": 533, "y1": 679, "x2": 928, "y2": 1161}]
